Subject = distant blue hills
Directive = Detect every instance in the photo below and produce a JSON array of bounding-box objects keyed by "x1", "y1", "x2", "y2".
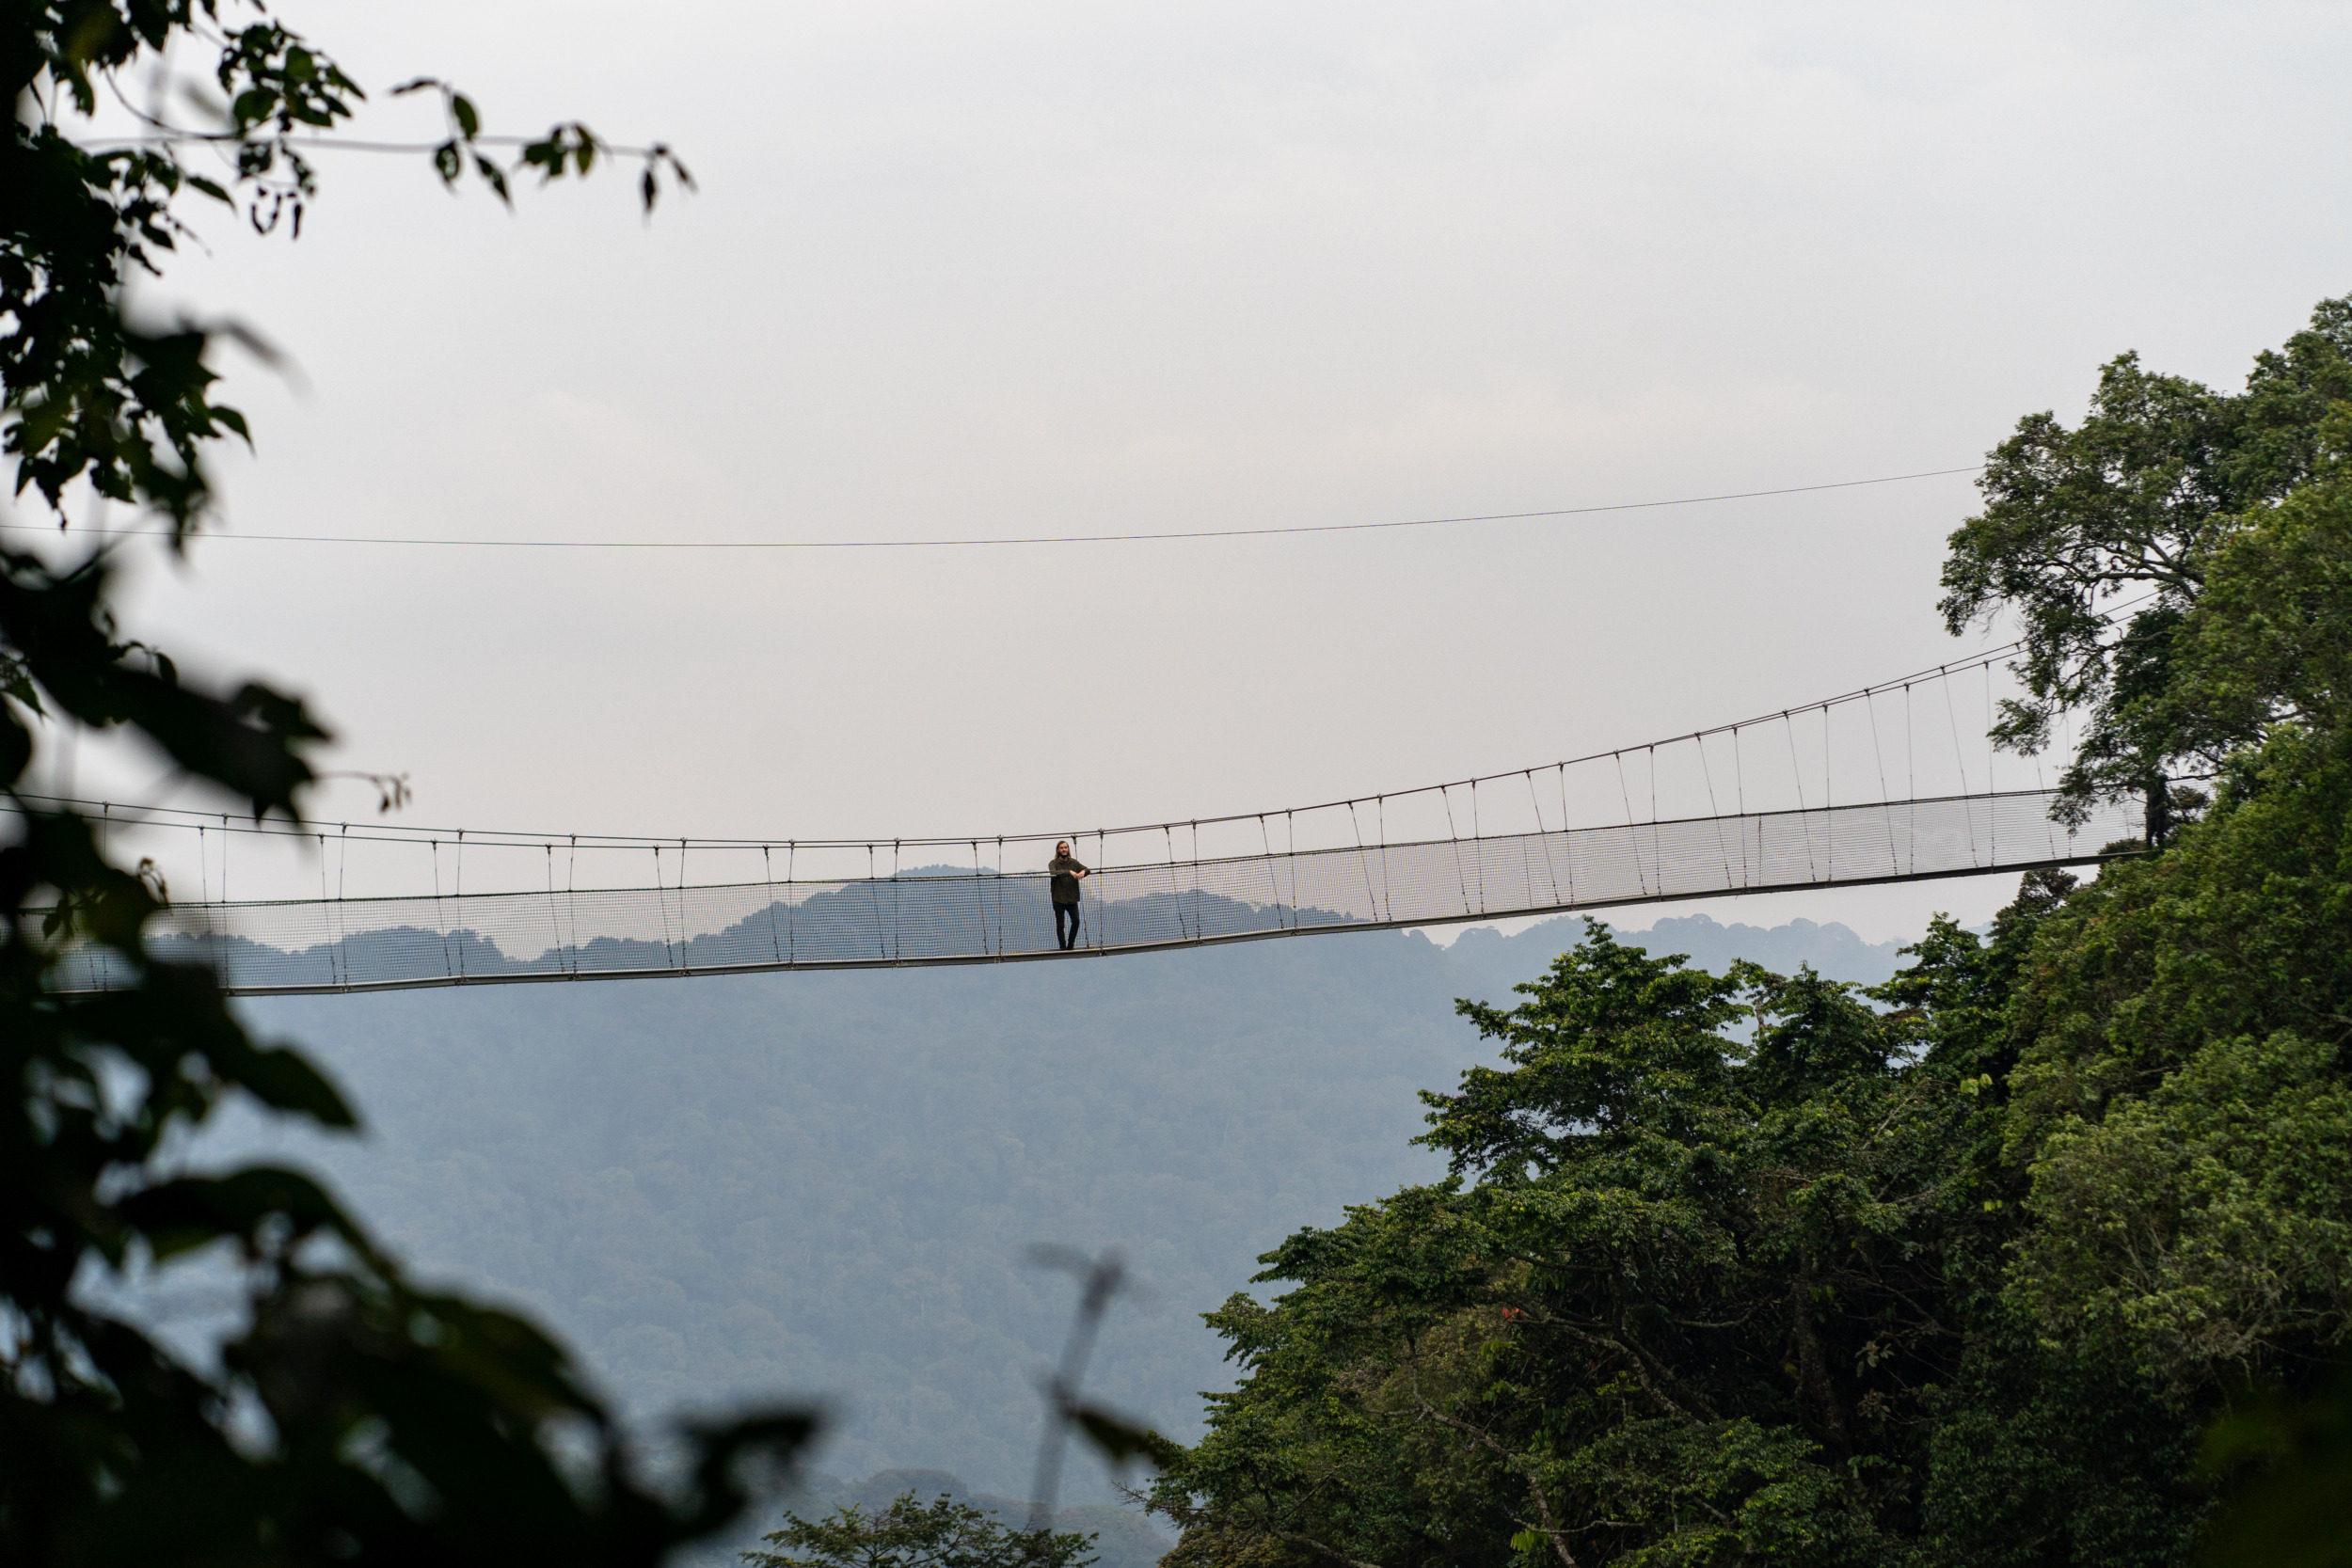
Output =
[
  {"x1": 196, "y1": 905, "x2": 1928, "y2": 1559},
  {"x1": 151, "y1": 877, "x2": 1311, "y2": 990},
  {"x1": 1449, "y1": 910, "x2": 1913, "y2": 995}
]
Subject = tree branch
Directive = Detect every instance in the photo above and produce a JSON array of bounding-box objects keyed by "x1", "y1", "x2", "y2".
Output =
[
  {"x1": 1405, "y1": 1362, "x2": 1581, "y2": 1568},
  {"x1": 1265, "y1": 1528, "x2": 1386, "y2": 1568}
]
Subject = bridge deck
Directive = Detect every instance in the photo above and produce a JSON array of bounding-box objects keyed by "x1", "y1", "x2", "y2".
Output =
[{"x1": 52, "y1": 789, "x2": 2142, "y2": 995}]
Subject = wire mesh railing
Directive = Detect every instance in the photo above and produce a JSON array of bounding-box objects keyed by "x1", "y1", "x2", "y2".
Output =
[{"x1": 47, "y1": 787, "x2": 2145, "y2": 995}]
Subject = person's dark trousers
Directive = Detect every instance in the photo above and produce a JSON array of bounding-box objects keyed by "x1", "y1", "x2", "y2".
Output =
[{"x1": 1055, "y1": 902, "x2": 1080, "y2": 951}]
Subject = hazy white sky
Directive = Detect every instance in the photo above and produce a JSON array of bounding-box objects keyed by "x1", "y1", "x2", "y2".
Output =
[{"x1": 31, "y1": 0, "x2": 2352, "y2": 938}]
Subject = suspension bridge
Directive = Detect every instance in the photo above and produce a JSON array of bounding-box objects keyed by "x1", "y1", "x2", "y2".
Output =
[{"x1": 37, "y1": 641, "x2": 2144, "y2": 996}]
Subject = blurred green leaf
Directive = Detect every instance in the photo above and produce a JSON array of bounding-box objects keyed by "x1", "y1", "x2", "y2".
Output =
[
  {"x1": 2201, "y1": 1367, "x2": 2352, "y2": 1567},
  {"x1": 1070, "y1": 1405, "x2": 1179, "y2": 1471},
  {"x1": 4, "y1": 10, "x2": 768, "y2": 1565}
]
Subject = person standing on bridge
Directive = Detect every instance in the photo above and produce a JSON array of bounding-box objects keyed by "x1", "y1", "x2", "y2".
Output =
[{"x1": 1048, "y1": 840, "x2": 1090, "y2": 951}]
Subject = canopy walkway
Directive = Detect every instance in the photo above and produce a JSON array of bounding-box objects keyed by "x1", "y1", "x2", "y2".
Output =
[
  {"x1": 32, "y1": 638, "x2": 2145, "y2": 996},
  {"x1": 53, "y1": 786, "x2": 2139, "y2": 996}
]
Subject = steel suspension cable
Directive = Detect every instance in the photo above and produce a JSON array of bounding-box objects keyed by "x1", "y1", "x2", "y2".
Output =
[
  {"x1": 764, "y1": 846, "x2": 783, "y2": 963},
  {"x1": 338, "y1": 824, "x2": 352, "y2": 978},
  {"x1": 1349, "y1": 799, "x2": 1383, "y2": 922},
  {"x1": 1611, "y1": 753, "x2": 1646, "y2": 898},
  {"x1": 1984, "y1": 664, "x2": 1999, "y2": 866},
  {"x1": 9, "y1": 632, "x2": 2077, "y2": 867},
  {"x1": 866, "y1": 845, "x2": 884, "y2": 960},
  {"x1": 1440, "y1": 785, "x2": 1473, "y2": 917},
  {"x1": 1257, "y1": 816, "x2": 1284, "y2": 928},
  {"x1": 567, "y1": 835, "x2": 580, "y2": 965},
  {"x1": 1941, "y1": 673, "x2": 1980, "y2": 865},
  {"x1": 1731, "y1": 727, "x2": 1753, "y2": 883},
  {"x1": 1283, "y1": 814, "x2": 1299, "y2": 928},
  {"x1": 1555, "y1": 768, "x2": 1576, "y2": 905},
  {"x1": 973, "y1": 841, "x2": 990, "y2": 956},
  {"x1": 1469, "y1": 781, "x2": 1486, "y2": 915},
  {"x1": 319, "y1": 834, "x2": 335, "y2": 986},
  {"x1": 653, "y1": 846, "x2": 675, "y2": 968},
  {"x1": 431, "y1": 839, "x2": 453, "y2": 978},
  {"x1": 454, "y1": 831, "x2": 467, "y2": 980},
  {"x1": 1695, "y1": 736, "x2": 1737, "y2": 891},
  {"x1": 1781, "y1": 717, "x2": 1819, "y2": 882},
  {"x1": 1865, "y1": 691, "x2": 1900, "y2": 873},
  {"x1": 1820, "y1": 710, "x2": 1833, "y2": 883},
  {"x1": 1526, "y1": 769, "x2": 1563, "y2": 906},
  {"x1": 1904, "y1": 688, "x2": 1917, "y2": 875},
  {"x1": 546, "y1": 844, "x2": 565, "y2": 975}
]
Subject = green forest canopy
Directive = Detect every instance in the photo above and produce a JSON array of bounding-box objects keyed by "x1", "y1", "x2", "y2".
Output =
[{"x1": 1147, "y1": 296, "x2": 2352, "y2": 1568}]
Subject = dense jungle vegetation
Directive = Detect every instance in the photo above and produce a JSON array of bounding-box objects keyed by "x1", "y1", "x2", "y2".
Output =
[{"x1": 1146, "y1": 296, "x2": 2352, "y2": 1567}]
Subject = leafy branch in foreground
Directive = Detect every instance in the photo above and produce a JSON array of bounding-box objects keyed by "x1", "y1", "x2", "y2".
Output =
[
  {"x1": 6, "y1": 6, "x2": 811, "y2": 1563},
  {"x1": 2198, "y1": 1362, "x2": 2352, "y2": 1567},
  {"x1": 6, "y1": 0, "x2": 690, "y2": 532},
  {"x1": 393, "y1": 74, "x2": 693, "y2": 212},
  {"x1": 0, "y1": 542, "x2": 817, "y2": 1563}
]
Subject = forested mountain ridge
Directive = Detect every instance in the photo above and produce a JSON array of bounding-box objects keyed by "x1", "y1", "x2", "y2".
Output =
[{"x1": 1447, "y1": 911, "x2": 1910, "y2": 998}]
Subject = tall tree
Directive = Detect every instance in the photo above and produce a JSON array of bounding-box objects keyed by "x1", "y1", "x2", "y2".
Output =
[
  {"x1": 1144, "y1": 296, "x2": 2352, "y2": 1567},
  {"x1": 1152, "y1": 926, "x2": 2037, "y2": 1567},
  {"x1": 1937, "y1": 296, "x2": 2352, "y2": 837}
]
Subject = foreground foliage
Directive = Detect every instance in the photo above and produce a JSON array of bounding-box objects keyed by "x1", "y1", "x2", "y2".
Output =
[
  {"x1": 1151, "y1": 296, "x2": 2352, "y2": 1566},
  {"x1": 5, "y1": 6, "x2": 803, "y2": 1564},
  {"x1": 744, "y1": 1491, "x2": 1096, "y2": 1568}
]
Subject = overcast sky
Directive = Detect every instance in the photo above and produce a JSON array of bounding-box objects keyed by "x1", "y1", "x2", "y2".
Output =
[{"x1": 31, "y1": 0, "x2": 2352, "y2": 938}]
